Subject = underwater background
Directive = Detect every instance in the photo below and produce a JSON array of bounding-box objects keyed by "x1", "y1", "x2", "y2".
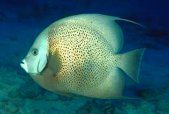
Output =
[{"x1": 0, "y1": 0, "x2": 169, "y2": 114}]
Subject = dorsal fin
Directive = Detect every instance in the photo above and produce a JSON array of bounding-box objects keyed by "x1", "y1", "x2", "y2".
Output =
[
  {"x1": 49, "y1": 14, "x2": 144, "y2": 53},
  {"x1": 115, "y1": 17, "x2": 145, "y2": 28}
]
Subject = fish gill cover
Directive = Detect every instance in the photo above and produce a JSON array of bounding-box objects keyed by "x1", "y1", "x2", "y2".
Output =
[{"x1": 0, "y1": 0, "x2": 169, "y2": 114}]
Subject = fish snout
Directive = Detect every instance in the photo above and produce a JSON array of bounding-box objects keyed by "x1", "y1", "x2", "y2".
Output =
[{"x1": 20, "y1": 59, "x2": 28, "y2": 72}]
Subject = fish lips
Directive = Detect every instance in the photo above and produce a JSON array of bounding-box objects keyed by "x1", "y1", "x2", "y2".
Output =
[{"x1": 20, "y1": 59, "x2": 28, "y2": 73}]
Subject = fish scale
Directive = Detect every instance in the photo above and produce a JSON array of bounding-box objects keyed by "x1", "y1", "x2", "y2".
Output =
[{"x1": 48, "y1": 23, "x2": 114, "y2": 94}]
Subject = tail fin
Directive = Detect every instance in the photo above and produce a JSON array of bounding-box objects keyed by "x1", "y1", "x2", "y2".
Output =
[
  {"x1": 115, "y1": 17, "x2": 145, "y2": 28},
  {"x1": 117, "y1": 48, "x2": 145, "y2": 82}
]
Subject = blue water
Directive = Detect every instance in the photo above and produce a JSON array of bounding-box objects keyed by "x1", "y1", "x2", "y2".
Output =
[{"x1": 0, "y1": 0, "x2": 169, "y2": 114}]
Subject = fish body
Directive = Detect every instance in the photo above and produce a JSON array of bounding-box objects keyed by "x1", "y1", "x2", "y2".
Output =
[{"x1": 20, "y1": 14, "x2": 145, "y2": 99}]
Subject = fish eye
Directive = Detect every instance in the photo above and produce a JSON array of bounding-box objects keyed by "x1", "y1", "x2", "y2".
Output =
[{"x1": 31, "y1": 48, "x2": 39, "y2": 56}]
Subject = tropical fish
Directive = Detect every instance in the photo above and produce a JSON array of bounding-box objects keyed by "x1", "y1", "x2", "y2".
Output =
[{"x1": 20, "y1": 14, "x2": 145, "y2": 99}]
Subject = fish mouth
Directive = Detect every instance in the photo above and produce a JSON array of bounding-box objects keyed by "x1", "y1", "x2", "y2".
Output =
[{"x1": 20, "y1": 59, "x2": 28, "y2": 73}]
